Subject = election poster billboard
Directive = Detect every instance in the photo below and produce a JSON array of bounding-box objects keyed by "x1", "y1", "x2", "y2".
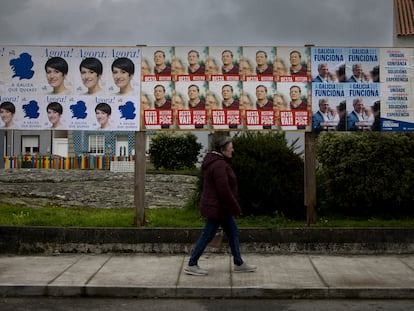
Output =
[
  {"x1": 1, "y1": 45, "x2": 413, "y2": 133},
  {"x1": 0, "y1": 45, "x2": 141, "y2": 131}
]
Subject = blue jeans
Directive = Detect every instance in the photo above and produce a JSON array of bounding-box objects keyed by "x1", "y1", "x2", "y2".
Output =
[{"x1": 188, "y1": 216, "x2": 243, "y2": 266}]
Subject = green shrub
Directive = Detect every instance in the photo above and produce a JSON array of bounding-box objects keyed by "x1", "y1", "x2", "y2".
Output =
[
  {"x1": 149, "y1": 132, "x2": 202, "y2": 170},
  {"x1": 316, "y1": 132, "x2": 414, "y2": 217},
  {"x1": 232, "y1": 132, "x2": 305, "y2": 219}
]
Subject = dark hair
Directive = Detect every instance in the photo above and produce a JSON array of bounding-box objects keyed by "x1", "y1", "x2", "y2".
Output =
[
  {"x1": 214, "y1": 136, "x2": 232, "y2": 152},
  {"x1": 188, "y1": 84, "x2": 200, "y2": 92},
  {"x1": 47, "y1": 102, "x2": 63, "y2": 114},
  {"x1": 154, "y1": 84, "x2": 166, "y2": 92},
  {"x1": 188, "y1": 50, "x2": 199, "y2": 57},
  {"x1": 290, "y1": 50, "x2": 302, "y2": 58},
  {"x1": 0, "y1": 101, "x2": 15, "y2": 113},
  {"x1": 45, "y1": 57, "x2": 69, "y2": 74},
  {"x1": 111, "y1": 57, "x2": 135, "y2": 75},
  {"x1": 95, "y1": 102, "x2": 112, "y2": 115},
  {"x1": 222, "y1": 84, "x2": 233, "y2": 92},
  {"x1": 154, "y1": 50, "x2": 165, "y2": 57},
  {"x1": 222, "y1": 49, "x2": 233, "y2": 57},
  {"x1": 256, "y1": 50, "x2": 267, "y2": 57},
  {"x1": 79, "y1": 57, "x2": 103, "y2": 75},
  {"x1": 256, "y1": 84, "x2": 267, "y2": 92}
]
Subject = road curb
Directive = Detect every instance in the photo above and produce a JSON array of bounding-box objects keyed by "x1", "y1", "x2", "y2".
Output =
[{"x1": 1, "y1": 226, "x2": 414, "y2": 254}]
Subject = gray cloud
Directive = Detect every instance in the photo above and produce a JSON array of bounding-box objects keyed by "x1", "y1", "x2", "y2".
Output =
[{"x1": 0, "y1": 0, "x2": 393, "y2": 46}]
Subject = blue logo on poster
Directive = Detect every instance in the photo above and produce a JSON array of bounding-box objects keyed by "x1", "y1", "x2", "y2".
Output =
[
  {"x1": 9, "y1": 53, "x2": 35, "y2": 80},
  {"x1": 70, "y1": 100, "x2": 88, "y2": 119},
  {"x1": 23, "y1": 100, "x2": 40, "y2": 118},
  {"x1": 119, "y1": 101, "x2": 135, "y2": 120}
]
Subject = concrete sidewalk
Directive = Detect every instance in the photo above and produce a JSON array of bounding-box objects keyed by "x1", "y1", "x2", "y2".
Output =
[{"x1": 0, "y1": 253, "x2": 413, "y2": 299}]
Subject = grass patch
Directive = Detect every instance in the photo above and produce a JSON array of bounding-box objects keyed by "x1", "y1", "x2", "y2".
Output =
[
  {"x1": 0, "y1": 202, "x2": 413, "y2": 228},
  {"x1": 313, "y1": 217, "x2": 414, "y2": 228},
  {"x1": 0, "y1": 204, "x2": 136, "y2": 227}
]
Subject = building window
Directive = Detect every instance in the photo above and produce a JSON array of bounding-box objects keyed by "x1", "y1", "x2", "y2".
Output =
[
  {"x1": 88, "y1": 135, "x2": 105, "y2": 155},
  {"x1": 21, "y1": 135, "x2": 40, "y2": 155}
]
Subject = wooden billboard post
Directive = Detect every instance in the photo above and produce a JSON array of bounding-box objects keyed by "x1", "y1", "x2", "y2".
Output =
[
  {"x1": 304, "y1": 131, "x2": 317, "y2": 226},
  {"x1": 134, "y1": 131, "x2": 146, "y2": 226}
]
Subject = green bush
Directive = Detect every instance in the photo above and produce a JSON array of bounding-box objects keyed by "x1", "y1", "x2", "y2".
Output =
[
  {"x1": 149, "y1": 132, "x2": 202, "y2": 170},
  {"x1": 232, "y1": 132, "x2": 305, "y2": 219},
  {"x1": 316, "y1": 132, "x2": 414, "y2": 217},
  {"x1": 187, "y1": 132, "x2": 305, "y2": 220}
]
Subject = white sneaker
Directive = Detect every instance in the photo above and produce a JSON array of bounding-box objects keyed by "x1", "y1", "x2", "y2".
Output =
[
  {"x1": 234, "y1": 262, "x2": 257, "y2": 273},
  {"x1": 184, "y1": 265, "x2": 208, "y2": 276}
]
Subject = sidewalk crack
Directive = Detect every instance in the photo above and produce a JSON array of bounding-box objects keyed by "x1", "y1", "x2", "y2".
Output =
[
  {"x1": 308, "y1": 255, "x2": 329, "y2": 288},
  {"x1": 398, "y1": 256, "x2": 414, "y2": 272},
  {"x1": 176, "y1": 255, "x2": 186, "y2": 289},
  {"x1": 84, "y1": 254, "x2": 113, "y2": 285},
  {"x1": 47, "y1": 254, "x2": 84, "y2": 285}
]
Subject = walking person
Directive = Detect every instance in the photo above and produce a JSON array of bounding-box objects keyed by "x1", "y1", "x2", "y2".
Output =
[{"x1": 184, "y1": 136, "x2": 257, "y2": 276}]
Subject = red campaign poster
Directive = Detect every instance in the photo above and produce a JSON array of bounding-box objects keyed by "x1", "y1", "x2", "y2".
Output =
[
  {"x1": 176, "y1": 75, "x2": 206, "y2": 82},
  {"x1": 177, "y1": 110, "x2": 208, "y2": 126},
  {"x1": 142, "y1": 75, "x2": 172, "y2": 82},
  {"x1": 226, "y1": 109, "x2": 242, "y2": 125},
  {"x1": 275, "y1": 47, "x2": 311, "y2": 82},
  {"x1": 143, "y1": 110, "x2": 158, "y2": 125},
  {"x1": 173, "y1": 46, "x2": 208, "y2": 82},
  {"x1": 141, "y1": 46, "x2": 174, "y2": 79},
  {"x1": 210, "y1": 75, "x2": 241, "y2": 82},
  {"x1": 245, "y1": 110, "x2": 260, "y2": 126},
  {"x1": 211, "y1": 109, "x2": 241, "y2": 125},
  {"x1": 158, "y1": 110, "x2": 174, "y2": 126},
  {"x1": 245, "y1": 110, "x2": 275, "y2": 126},
  {"x1": 278, "y1": 110, "x2": 310, "y2": 127},
  {"x1": 143, "y1": 110, "x2": 173, "y2": 126},
  {"x1": 207, "y1": 46, "x2": 242, "y2": 81},
  {"x1": 211, "y1": 110, "x2": 226, "y2": 125}
]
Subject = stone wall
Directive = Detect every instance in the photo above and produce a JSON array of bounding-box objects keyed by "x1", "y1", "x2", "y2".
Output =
[{"x1": 0, "y1": 169, "x2": 198, "y2": 209}]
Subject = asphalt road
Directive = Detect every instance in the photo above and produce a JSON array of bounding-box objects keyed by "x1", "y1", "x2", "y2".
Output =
[{"x1": 1, "y1": 298, "x2": 414, "y2": 311}]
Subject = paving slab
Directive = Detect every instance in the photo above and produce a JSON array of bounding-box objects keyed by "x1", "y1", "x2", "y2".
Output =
[
  {"x1": 231, "y1": 254, "x2": 327, "y2": 298},
  {"x1": 178, "y1": 254, "x2": 232, "y2": 298},
  {"x1": 86, "y1": 254, "x2": 183, "y2": 298},
  {"x1": 310, "y1": 255, "x2": 414, "y2": 298},
  {"x1": 0, "y1": 255, "x2": 81, "y2": 296},
  {"x1": 48, "y1": 254, "x2": 111, "y2": 296}
]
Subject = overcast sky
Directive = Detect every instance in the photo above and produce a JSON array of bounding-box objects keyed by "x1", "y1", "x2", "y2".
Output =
[{"x1": 0, "y1": 0, "x2": 393, "y2": 47}]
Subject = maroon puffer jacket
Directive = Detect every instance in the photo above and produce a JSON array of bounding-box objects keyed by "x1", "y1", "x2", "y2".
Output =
[{"x1": 200, "y1": 151, "x2": 241, "y2": 219}]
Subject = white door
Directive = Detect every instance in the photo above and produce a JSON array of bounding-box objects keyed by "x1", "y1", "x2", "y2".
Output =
[
  {"x1": 116, "y1": 136, "x2": 129, "y2": 156},
  {"x1": 53, "y1": 138, "x2": 68, "y2": 157}
]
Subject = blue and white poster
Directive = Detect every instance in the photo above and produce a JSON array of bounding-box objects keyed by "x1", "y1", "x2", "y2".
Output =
[{"x1": 0, "y1": 45, "x2": 141, "y2": 131}]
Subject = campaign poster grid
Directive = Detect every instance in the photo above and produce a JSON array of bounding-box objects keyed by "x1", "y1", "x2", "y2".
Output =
[
  {"x1": 0, "y1": 46, "x2": 141, "y2": 131},
  {"x1": 311, "y1": 47, "x2": 414, "y2": 132},
  {"x1": 141, "y1": 46, "x2": 312, "y2": 132},
  {"x1": 1, "y1": 45, "x2": 413, "y2": 133},
  {"x1": 140, "y1": 45, "x2": 414, "y2": 132}
]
